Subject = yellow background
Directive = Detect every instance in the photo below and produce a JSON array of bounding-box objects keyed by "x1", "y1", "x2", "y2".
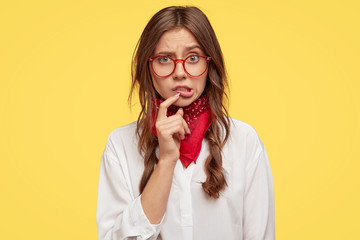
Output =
[{"x1": 1, "y1": 0, "x2": 359, "y2": 239}]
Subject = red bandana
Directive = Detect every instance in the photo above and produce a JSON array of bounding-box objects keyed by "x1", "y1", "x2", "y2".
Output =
[{"x1": 151, "y1": 95, "x2": 212, "y2": 168}]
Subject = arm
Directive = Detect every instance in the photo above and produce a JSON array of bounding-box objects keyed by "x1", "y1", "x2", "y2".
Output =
[
  {"x1": 140, "y1": 159, "x2": 177, "y2": 224},
  {"x1": 141, "y1": 93, "x2": 189, "y2": 224},
  {"x1": 243, "y1": 138, "x2": 275, "y2": 240},
  {"x1": 96, "y1": 94, "x2": 189, "y2": 239},
  {"x1": 96, "y1": 137, "x2": 164, "y2": 240}
]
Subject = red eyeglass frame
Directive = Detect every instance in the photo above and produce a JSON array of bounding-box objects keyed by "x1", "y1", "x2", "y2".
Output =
[{"x1": 148, "y1": 55, "x2": 212, "y2": 78}]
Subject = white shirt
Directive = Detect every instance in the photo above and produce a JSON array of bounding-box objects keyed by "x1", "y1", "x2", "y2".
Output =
[{"x1": 96, "y1": 118, "x2": 275, "y2": 240}]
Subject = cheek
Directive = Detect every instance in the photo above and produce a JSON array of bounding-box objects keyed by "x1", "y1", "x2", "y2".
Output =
[
  {"x1": 152, "y1": 79, "x2": 159, "y2": 91},
  {"x1": 151, "y1": 74, "x2": 169, "y2": 98},
  {"x1": 197, "y1": 76, "x2": 208, "y2": 92},
  {"x1": 151, "y1": 74, "x2": 161, "y2": 92}
]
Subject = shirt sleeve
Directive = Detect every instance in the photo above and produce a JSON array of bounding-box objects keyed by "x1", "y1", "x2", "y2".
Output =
[
  {"x1": 96, "y1": 135, "x2": 165, "y2": 240},
  {"x1": 243, "y1": 137, "x2": 275, "y2": 240}
]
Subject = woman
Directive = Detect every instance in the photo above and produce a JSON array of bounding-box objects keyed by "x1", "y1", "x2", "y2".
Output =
[{"x1": 96, "y1": 6, "x2": 275, "y2": 240}]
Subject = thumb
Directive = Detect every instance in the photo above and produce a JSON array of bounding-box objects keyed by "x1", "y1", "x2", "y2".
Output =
[{"x1": 176, "y1": 108, "x2": 184, "y2": 117}]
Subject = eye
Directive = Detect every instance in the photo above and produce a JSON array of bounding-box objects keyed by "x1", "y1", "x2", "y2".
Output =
[
  {"x1": 187, "y1": 55, "x2": 199, "y2": 63},
  {"x1": 157, "y1": 57, "x2": 171, "y2": 63}
]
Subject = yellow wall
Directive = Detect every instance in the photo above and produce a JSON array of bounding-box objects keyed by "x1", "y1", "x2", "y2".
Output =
[{"x1": 1, "y1": 0, "x2": 359, "y2": 239}]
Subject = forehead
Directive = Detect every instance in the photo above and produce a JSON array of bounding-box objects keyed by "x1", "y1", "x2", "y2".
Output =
[{"x1": 154, "y1": 28, "x2": 202, "y2": 54}]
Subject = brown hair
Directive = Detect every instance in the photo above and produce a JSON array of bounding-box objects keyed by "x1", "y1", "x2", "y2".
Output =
[{"x1": 129, "y1": 6, "x2": 230, "y2": 198}]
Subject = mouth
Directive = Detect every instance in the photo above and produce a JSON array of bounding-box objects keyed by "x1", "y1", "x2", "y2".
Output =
[{"x1": 172, "y1": 85, "x2": 194, "y2": 98}]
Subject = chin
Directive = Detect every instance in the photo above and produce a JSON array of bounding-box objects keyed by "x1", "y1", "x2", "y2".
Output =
[{"x1": 173, "y1": 97, "x2": 196, "y2": 107}]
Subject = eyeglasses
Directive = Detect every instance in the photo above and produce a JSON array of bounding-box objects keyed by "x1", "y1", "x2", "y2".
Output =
[{"x1": 148, "y1": 55, "x2": 211, "y2": 78}]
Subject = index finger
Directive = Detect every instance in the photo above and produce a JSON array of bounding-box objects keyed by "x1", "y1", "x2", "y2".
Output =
[{"x1": 157, "y1": 93, "x2": 180, "y2": 120}]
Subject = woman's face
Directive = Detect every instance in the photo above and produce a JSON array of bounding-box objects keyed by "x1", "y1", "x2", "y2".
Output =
[{"x1": 150, "y1": 27, "x2": 208, "y2": 107}]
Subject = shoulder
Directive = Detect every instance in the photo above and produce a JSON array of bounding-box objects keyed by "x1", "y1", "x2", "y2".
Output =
[
  {"x1": 225, "y1": 117, "x2": 265, "y2": 158},
  {"x1": 228, "y1": 118, "x2": 259, "y2": 136},
  {"x1": 104, "y1": 121, "x2": 138, "y2": 154},
  {"x1": 228, "y1": 118, "x2": 262, "y2": 143},
  {"x1": 108, "y1": 121, "x2": 137, "y2": 141}
]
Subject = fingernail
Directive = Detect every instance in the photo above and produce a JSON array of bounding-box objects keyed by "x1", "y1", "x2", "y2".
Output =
[
  {"x1": 187, "y1": 129, "x2": 191, "y2": 134},
  {"x1": 174, "y1": 93, "x2": 180, "y2": 97}
]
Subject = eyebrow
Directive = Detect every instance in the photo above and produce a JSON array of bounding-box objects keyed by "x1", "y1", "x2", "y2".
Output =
[{"x1": 155, "y1": 45, "x2": 202, "y2": 55}]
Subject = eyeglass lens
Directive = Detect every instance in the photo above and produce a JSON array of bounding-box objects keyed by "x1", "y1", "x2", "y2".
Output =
[{"x1": 151, "y1": 56, "x2": 208, "y2": 77}]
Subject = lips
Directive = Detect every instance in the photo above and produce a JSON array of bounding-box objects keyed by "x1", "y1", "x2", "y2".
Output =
[{"x1": 172, "y1": 85, "x2": 194, "y2": 98}]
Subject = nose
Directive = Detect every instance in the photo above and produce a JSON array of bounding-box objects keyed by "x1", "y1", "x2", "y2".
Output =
[{"x1": 172, "y1": 60, "x2": 187, "y2": 80}]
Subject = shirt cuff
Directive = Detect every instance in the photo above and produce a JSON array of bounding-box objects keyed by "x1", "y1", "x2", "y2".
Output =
[{"x1": 130, "y1": 195, "x2": 165, "y2": 239}]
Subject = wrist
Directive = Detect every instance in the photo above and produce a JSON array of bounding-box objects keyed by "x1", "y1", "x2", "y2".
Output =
[{"x1": 158, "y1": 158, "x2": 177, "y2": 169}]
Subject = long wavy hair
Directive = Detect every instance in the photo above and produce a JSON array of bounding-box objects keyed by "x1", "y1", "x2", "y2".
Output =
[{"x1": 128, "y1": 6, "x2": 230, "y2": 198}]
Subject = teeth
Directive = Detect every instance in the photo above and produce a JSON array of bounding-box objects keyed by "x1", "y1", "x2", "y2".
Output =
[{"x1": 176, "y1": 87, "x2": 189, "y2": 92}]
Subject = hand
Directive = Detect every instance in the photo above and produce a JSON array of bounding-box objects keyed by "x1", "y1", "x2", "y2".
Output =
[{"x1": 155, "y1": 93, "x2": 191, "y2": 164}]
